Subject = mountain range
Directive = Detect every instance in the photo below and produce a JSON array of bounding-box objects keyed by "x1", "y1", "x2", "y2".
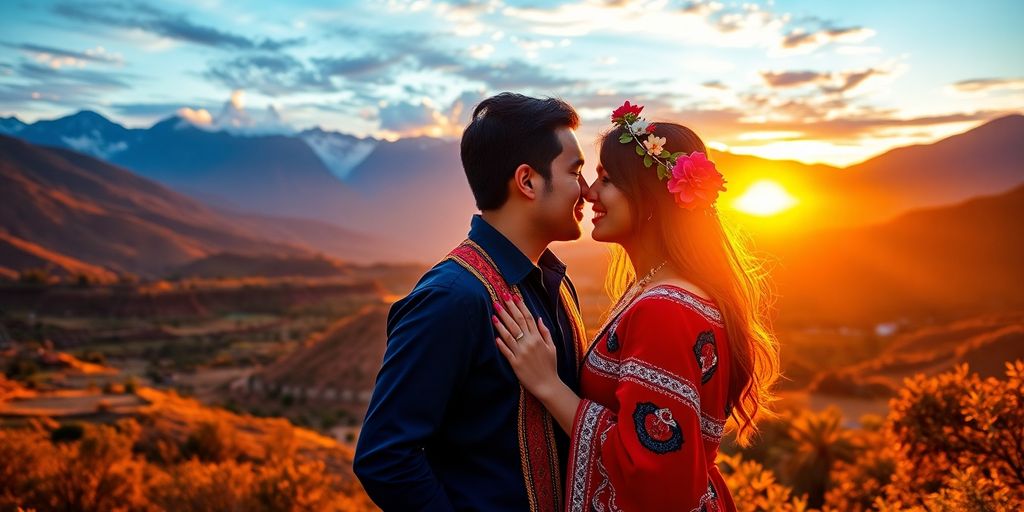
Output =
[
  {"x1": 2, "y1": 109, "x2": 1022, "y2": 274},
  {"x1": 0, "y1": 134, "x2": 395, "y2": 278},
  {"x1": 1, "y1": 110, "x2": 475, "y2": 259},
  {"x1": 766, "y1": 182, "x2": 1024, "y2": 325},
  {"x1": 713, "y1": 114, "x2": 1024, "y2": 232},
  {"x1": 10, "y1": 110, "x2": 1021, "y2": 258}
]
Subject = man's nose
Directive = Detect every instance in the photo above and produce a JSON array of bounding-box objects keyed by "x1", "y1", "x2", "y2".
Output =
[
  {"x1": 581, "y1": 176, "x2": 597, "y2": 202},
  {"x1": 578, "y1": 175, "x2": 591, "y2": 199}
]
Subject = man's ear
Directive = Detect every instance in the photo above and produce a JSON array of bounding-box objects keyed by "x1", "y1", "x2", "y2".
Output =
[{"x1": 512, "y1": 164, "x2": 538, "y2": 200}]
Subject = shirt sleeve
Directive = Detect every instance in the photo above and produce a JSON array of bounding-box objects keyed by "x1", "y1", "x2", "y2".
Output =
[
  {"x1": 353, "y1": 283, "x2": 484, "y2": 512},
  {"x1": 564, "y1": 298, "x2": 723, "y2": 512}
]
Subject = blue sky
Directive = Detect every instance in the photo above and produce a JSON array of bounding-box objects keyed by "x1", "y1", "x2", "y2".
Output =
[{"x1": 1, "y1": 0, "x2": 1021, "y2": 166}]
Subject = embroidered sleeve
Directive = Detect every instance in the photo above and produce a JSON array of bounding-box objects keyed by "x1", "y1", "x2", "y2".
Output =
[{"x1": 566, "y1": 296, "x2": 726, "y2": 512}]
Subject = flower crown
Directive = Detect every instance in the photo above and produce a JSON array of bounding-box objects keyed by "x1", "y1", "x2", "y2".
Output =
[{"x1": 611, "y1": 100, "x2": 726, "y2": 211}]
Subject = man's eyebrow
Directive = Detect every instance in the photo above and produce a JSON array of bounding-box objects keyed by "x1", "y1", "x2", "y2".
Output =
[{"x1": 570, "y1": 158, "x2": 585, "y2": 169}]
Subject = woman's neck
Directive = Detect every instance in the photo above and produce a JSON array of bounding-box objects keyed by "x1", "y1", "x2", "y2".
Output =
[{"x1": 621, "y1": 239, "x2": 667, "y2": 283}]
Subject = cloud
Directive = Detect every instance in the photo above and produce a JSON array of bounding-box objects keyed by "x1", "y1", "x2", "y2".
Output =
[
  {"x1": 501, "y1": 1, "x2": 786, "y2": 47},
  {"x1": 381, "y1": 31, "x2": 579, "y2": 90},
  {"x1": 468, "y1": 44, "x2": 494, "y2": 59},
  {"x1": 175, "y1": 107, "x2": 213, "y2": 126},
  {"x1": 951, "y1": 77, "x2": 1024, "y2": 93},
  {"x1": 760, "y1": 111, "x2": 1004, "y2": 141},
  {"x1": 3, "y1": 42, "x2": 124, "y2": 67},
  {"x1": 456, "y1": 59, "x2": 580, "y2": 90},
  {"x1": 311, "y1": 54, "x2": 404, "y2": 82},
  {"x1": 0, "y1": 59, "x2": 136, "y2": 108},
  {"x1": 376, "y1": 89, "x2": 486, "y2": 139},
  {"x1": 778, "y1": 26, "x2": 875, "y2": 53},
  {"x1": 760, "y1": 70, "x2": 827, "y2": 88},
  {"x1": 204, "y1": 53, "x2": 333, "y2": 97},
  {"x1": 16, "y1": 61, "x2": 131, "y2": 89},
  {"x1": 378, "y1": 101, "x2": 440, "y2": 133},
  {"x1": 760, "y1": 68, "x2": 886, "y2": 94},
  {"x1": 110, "y1": 101, "x2": 209, "y2": 119},
  {"x1": 51, "y1": 1, "x2": 304, "y2": 51},
  {"x1": 108, "y1": 91, "x2": 295, "y2": 134}
]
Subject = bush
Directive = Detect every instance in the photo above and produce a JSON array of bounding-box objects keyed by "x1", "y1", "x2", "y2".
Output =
[
  {"x1": 0, "y1": 413, "x2": 376, "y2": 511},
  {"x1": 883, "y1": 361, "x2": 1024, "y2": 507},
  {"x1": 51, "y1": 423, "x2": 86, "y2": 443},
  {"x1": 182, "y1": 421, "x2": 242, "y2": 463},
  {"x1": 725, "y1": 360, "x2": 1024, "y2": 511},
  {"x1": 0, "y1": 421, "x2": 149, "y2": 511}
]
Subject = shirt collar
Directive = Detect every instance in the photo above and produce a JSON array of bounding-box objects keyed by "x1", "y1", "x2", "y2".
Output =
[
  {"x1": 538, "y1": 246, "x2": 567, "y2": 278},
  {"x1": 468, "y1": 215, "x2": 567, "y2": 285}
]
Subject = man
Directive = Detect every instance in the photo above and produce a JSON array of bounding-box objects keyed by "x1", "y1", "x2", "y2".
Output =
[{"x1": 354, "y1": 92, "x2": 590, "y2": 511}]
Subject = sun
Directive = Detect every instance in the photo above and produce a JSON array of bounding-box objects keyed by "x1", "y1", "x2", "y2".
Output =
[{"x1": 732, "y1": 180, "x2": 798, "y2": 216}]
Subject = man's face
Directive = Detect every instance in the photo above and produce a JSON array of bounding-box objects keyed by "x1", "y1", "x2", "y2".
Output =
[{"x1": 534, "y1": 127, "x2": 588, "y2": 242}]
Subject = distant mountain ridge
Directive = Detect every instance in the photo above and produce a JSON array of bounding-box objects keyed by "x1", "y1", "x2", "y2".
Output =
[
  {"x1": 767, "y1": 183, "x2": 1024, "y2": 324},
  {"x1": 5, "y1": 110, "x2": 1023, "y2": 259},
  {"x1": 0, "y1": 135, "x2": 394, "y2": 278}
]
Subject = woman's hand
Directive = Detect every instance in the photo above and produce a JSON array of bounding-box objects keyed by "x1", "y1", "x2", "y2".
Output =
[{"x1": 492, "y1": 293, "x2": 560, "y2": 400}]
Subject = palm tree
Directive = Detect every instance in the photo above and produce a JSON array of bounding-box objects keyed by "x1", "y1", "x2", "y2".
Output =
[{"x1": 782, "y1": 407, "x2": 857, "y2": 507}]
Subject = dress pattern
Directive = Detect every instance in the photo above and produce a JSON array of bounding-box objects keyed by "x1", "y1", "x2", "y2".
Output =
[{"x1": 565, "y1": 285, "x2": 737, "y2": 512}]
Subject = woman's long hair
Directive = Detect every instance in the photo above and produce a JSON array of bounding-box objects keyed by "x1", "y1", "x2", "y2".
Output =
[{"x1": 600, "y1": 123, "x2": 779, "y2": 445}]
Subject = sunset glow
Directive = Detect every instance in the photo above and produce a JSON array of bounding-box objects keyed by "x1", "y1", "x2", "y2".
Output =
[
  {"x1": 2, "y1": 1, "x2": 1020, "y2": 166},
  {"x1": 732, "y1": 180, "x2": 798, "y2": 216}
]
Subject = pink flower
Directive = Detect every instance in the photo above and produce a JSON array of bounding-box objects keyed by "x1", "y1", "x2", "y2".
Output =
[
  {"x1": 666, "y1": 152, "x2": 726, "y2": 210},
  {"x1": 611, "y1": 100, "x2": 644, "y2": 123}
]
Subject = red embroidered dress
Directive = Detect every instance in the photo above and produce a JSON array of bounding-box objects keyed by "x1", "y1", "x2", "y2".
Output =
[{"x1": 566, "y1": 285, "x2": 737, "y2": 512}]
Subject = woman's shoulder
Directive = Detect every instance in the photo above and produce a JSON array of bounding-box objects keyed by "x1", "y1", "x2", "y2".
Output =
[{"x1": 623, "y1": 283, "x2": 724, "y2": 329}]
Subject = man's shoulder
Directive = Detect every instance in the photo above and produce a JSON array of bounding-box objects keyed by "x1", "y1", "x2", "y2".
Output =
[
  {"x1": 386, "y1": 260, "x2": 494, "y2": 335},
  {"x1": 402, "y1": 259, "x2": 492, "y2": 305}
]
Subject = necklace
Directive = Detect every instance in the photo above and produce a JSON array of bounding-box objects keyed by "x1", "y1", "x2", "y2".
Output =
[
  {"x1": 636, "y1": 260, "x2": 668, "y2": 289},
  {"x1": 592, "y1": 260, "x2": 668, "y2": 343}
]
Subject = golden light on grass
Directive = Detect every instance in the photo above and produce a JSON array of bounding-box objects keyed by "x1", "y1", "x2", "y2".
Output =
[{"x1": 732, "y1": 180, "x2": 798, "y2": 216}]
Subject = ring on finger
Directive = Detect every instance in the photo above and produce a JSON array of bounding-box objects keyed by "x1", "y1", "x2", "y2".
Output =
[{"x1": 514, "y1": 331, "x2": 525, "y2": 342}]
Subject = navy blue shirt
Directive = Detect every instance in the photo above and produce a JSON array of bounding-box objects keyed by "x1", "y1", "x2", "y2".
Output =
[{"x1": 354, "y1": 215, "x2": 582, "y2": 511}]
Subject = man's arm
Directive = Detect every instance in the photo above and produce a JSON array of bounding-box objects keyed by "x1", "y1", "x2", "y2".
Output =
[{"x1": 354, "y1": 283, "x2": 482, "y2": 511}]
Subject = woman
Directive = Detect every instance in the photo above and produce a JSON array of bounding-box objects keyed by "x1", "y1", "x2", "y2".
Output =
[{"x1": 492, "y1": 101, "x2": 780, "y2": 511}]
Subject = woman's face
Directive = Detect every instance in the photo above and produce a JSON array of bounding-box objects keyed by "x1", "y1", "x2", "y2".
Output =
[{"x1": 586, "y1": 163, "x2": 635, "y2": 244}]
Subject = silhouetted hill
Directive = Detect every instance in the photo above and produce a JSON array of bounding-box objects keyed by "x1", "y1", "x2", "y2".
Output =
[
  {"x1": 0, "y1": 135, "x2": 336, "y2": 276},
  {"x1": 810, "y1": 312, "x2": 1024, "y2": 397},
  {"x1": 343, "y1": 137, "x2": 474, "y2": 259},
  {"x1": 0, "y1": 231, "x2": 118, "y2": 282},
  {"x1": 13, "y1": 110, "x2": 138, "y2": 159},
  {"x1": 251, "y1": 304, "x2": 388, "y2": 415},
  {"x1": 0, "y1": 116, "x2": 27, "y2": 136},
  {"x1": 770, "y1": 183, "x2": 1024, "y2": 325},
  {"x1": 115, "y1": 117, "x2": 366, "y2": 219},
  {"x1": 173, "y1": 252, "x2": 353, "y2": 279},
  {"x1": 849, "y1": 114, "x2": 1024, "y2": 204},
  {"x1": 9, "y1": 110, "x2": 1023, "y2": 260}
]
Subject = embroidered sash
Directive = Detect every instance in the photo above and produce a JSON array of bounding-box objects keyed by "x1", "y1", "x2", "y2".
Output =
[{"x1": 446, "y1": 239, "x2": 586, "y2": 512}]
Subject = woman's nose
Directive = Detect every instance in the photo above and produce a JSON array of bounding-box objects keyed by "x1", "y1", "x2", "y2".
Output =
[{"x1": 584, "y1": 177, "x2": 599, "y2": 202}]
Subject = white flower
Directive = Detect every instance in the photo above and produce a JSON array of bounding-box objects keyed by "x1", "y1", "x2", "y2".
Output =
[
  {"x1": 643, "y1": 134, "x2": 666, "y2": 156},
  {"x1": 628, "y1": 118, "x2": 650, "y2": 135}
]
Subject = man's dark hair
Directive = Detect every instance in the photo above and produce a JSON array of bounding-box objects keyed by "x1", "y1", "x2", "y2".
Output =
[{"x1": 460, "y1": 92, "x2": 579, "y2": 210}]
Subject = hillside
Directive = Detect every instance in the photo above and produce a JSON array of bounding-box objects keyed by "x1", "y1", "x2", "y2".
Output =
[
  {"x1": 769, "y1": 183, "x2": 1024, "y2": 325},
  {"x1": 9, "y1": 111, "x2": 1024, "y2": 259},
  {"x1": 0, "y1": 135, "x2": 402, "y2": 278},
  {"x1": 249, "y1": 305, "x2": 389, "y2": 416}
]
